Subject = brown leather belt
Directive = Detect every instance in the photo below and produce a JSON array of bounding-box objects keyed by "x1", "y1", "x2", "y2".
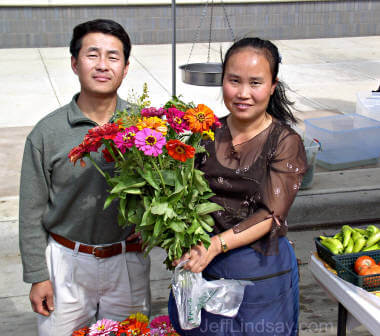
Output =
[{"x1": 50, "y1": 233, "x2": 143, "y2": 258}]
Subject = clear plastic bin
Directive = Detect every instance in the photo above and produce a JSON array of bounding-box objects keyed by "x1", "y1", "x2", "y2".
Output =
[
  {"x1": 304, "y1": 114, "x2": 380, "y2": 170},
  {"x1": 356, "y1": 91, "x2": 380, "y2": 121},
  {"x1": 300, "y1": 137, "x2": 320, "y2": 189}
]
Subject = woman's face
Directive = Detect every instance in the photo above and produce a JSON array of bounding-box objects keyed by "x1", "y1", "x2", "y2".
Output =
[{"x1": 222, "y1": 48, "x2": 277, "y2": 123}]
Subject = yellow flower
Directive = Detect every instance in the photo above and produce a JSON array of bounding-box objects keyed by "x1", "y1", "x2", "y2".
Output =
[
  {"x1": 202, "y1": 129, "x2": 214, "y2": 141},
  {"x1": 128, "y1": 312, "x2": 149, "y2": 323},
  {"x1": 136, "y1": 116, "x2": 168, "y2": 135}
]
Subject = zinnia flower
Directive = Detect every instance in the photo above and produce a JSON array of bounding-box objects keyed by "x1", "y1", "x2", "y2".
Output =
[
  {"x1": 102, "y1": 144, "x2": 118, "y2": 163},
  {"x1": 72, "y1": 326, "x2": 89, "y2": 336},
  {"x1": 166, "y1": 139, "x2": 195, "y2": 162},
  {"x1": 135, "y1": 128, "x2": 166, "y2": 157},
  {"x1": 114, "y1": 126, "x2": 139, "y2": 153},
  {"x1": 118, "y1": 317, "x2": 150, "y2": 336},
  {"x1": 141, "y1": 107, "x2": 165, "y2": 117},
  {"x1": 150, "y1": 315, "x2": 171, "y2": 329},
  {"x1": 184, "y1": 104, "x2": 215, "y2": 133},
  {"x1": 68, "y1": 144, "x2": 87, "y2": 167},
  {"x1": 88, "y1": 318, "x2": 119, "y2": 336},
  {"x1": 136, "y1": 116, "x2": 168, "y2": 135},
  {"x1": 165, "y1": 108, "x2": 189, "y2": 134},
  {"x1": 202, "y1": 129, "x2": 215, "y2": 141}
]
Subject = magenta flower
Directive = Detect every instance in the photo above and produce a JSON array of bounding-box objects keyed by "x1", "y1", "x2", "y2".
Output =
[
  {"x1": 135, "y1": 128, "x2": 166, "y2": 156},
  {"x1": 150, "y1": 315, "x2": 171, "y2": 329},
  {"x1": 88, "y1": 318, "x2": 119, "y2": 336},
  {"x1": 165, "y1": 108, "x2": 189, "y2": 134},
  {"x1": 141, "y1": 107, "x2": 165, "y2": 117},
  {"x1": 114, "y1": 126, "x2": 139, "y2": 153}
]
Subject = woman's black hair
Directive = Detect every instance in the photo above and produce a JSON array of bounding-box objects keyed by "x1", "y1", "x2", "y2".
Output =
[
  {"x1": 70, "y1": 19, "x2": 131, "y2": 64},
  {"x1": 222, "y1": 37, "x2": 297, "y2": 124}
]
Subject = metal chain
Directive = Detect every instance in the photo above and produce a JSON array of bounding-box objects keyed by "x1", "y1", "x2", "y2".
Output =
[
  {"x1": 221, "y1": 0, "x2": 235, "y2": 41},
  {"x1": 207, "y1": 0, "x2": 214, "y2": 63},
  {"x1": 185, "y1": 0, "x2": 235, "y2": 66},
  {"x1": 185, "y1": 0, "x2": 209, "y2": 68}
]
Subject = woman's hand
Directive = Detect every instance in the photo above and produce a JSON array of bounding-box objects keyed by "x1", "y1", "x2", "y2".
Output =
[{"x1": 172, "y1": 236, "x2": 221, "y2": 273}]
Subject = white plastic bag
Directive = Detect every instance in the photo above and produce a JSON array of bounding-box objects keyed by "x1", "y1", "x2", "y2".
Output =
[{"x1": 171, "y1": 261, "x2": 250, "y2": 330}]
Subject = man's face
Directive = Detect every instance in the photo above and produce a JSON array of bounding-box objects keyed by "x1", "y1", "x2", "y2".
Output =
[{"x1": 71, "y1": 32, "x2": 129, "y2": 96}]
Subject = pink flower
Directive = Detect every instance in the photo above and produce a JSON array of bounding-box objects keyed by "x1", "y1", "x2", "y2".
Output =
[
  {"x1": 88, "y1": 318, "x2": 119, "y2": 336},
  {"x1": 165, "y1": 108, "x2": 189, "y2": 134},
  {"x1": 150, "y1": 315, "x2": 171, "y2": 330},
  {"x1": 141, "y1": 107, "x2": 165, "y2": 117},
  {"x1": 134, "y1": 128, "x2": 166, "y2": 157},
  {"x1": 114, "y1": 126, "x2": 139, "y2": 153}
]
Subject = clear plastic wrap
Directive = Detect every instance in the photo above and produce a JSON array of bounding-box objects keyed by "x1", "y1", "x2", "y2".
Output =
[{"x1": 171, "y1": 261, "x2": 250, "y2": 330}]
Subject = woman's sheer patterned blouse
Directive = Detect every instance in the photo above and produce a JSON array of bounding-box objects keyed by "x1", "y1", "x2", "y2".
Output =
[{"x1": 197, "y1": 117, "x2": 307, "y2": 255}]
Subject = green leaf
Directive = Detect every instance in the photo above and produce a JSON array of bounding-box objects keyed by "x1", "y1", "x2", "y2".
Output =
[
  {"x1": 137, "y1": 167, "x2": 160, "y2": 190},
  {"x1": 120, "y1": 197, "x2": 127, "y2": 219},
  {"x1": 169, "y1": 221, "x2": 186, "y2": 233},
  {"x1": 141, "y1": 210, "x2": 155, "y2": 227},
  {"x1": 162, "y1": 170, "x2": 176, "y2": 186},
  {"x1": 151, "y1": 201, "x2": 170, "y2": 215},
  {"x1": 103, "y1": 195, "x2": 117, "y2": 209},
  {"x1": 193, "y1": 169, "x2": 211, "y2": 194},
  {"x1": 153, "y1": 218, "x2": 163, "y2": 238},
  {"x1": 195, "y1": 202, "x2": 224, "y2": 216}
]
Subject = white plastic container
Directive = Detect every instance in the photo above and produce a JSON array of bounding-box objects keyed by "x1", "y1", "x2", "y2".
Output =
[
  {"x1": 356, "y1": 91, "x2": 380, "y2": 121},
  {"x1": 304, "y1": 113, "x2": 380, "y2": 170}
]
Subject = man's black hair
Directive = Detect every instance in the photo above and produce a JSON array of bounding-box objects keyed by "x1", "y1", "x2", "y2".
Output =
[{"x1": 70, "y1": 19, "x2": 131, "y2": 63}]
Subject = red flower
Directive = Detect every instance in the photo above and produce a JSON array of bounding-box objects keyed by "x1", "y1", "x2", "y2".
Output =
[
  {"x1": 72, "y1": 326, "x2": 89, "y2": 336},
  {"x1": 68, "y1": 144, "x2": 87, "y2": 166},
  {"x1": 102, "y1": 144, "x2": 118, "y2": 163},
  {"x1": 68, "y1": 123, "x2": 120, "y2": 166},
  {"x1": 165, "y1": 139, "x2": 195, "y2": 162}
]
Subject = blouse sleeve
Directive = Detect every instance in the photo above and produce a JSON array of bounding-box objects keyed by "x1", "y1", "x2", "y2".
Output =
[{"x1": 232, "y1": 130, "x2": 307, "y2": 254}]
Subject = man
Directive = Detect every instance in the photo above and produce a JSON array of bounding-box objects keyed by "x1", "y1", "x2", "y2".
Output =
[{"x1": 19, "y1": 19, "x2": 151, "y2": 335}]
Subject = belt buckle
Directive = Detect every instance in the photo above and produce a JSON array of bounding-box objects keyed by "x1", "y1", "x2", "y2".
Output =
[{"x1": 92, "y1": 246, "x2": 103, "y2": 259}]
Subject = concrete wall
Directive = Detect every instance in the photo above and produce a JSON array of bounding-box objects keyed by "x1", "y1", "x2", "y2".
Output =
[{"x1": 0, "y1": 0, "x2": 379, "y2": 48}]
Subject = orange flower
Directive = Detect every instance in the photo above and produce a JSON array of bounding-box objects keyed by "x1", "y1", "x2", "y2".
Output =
[
  {"x1": 72, "y1": 326, "x2": 89, "y2": 336},
  {"x1": 184, "y1": 104, "x2": 215, "y2": 133},
  {"x1": 136, "y1": 116, "x2": 168, "y2": 135},
  {"x1": 166, "y1": 139, "x2": 195, "y2": 162},
  {"x1": 118, "y1": 318, "x2": 150, "y2": 336}
]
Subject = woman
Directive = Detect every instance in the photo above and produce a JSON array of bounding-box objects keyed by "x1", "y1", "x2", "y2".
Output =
[{"x1": 168, "y1": 37, "x2": 307, "y2": 335}]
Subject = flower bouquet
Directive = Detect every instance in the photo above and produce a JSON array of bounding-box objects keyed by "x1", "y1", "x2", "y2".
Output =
[
  {"x1": 72, "y1": 313, "x2": 178, "y2": 336},
  {"x1": 69, "y1": 85, "x2": 222, "y2": 267}
]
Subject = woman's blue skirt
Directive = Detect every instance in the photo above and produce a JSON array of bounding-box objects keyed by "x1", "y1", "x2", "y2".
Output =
[{"x1": 168, "y1": 237, "x2": 299, "y2": 335}]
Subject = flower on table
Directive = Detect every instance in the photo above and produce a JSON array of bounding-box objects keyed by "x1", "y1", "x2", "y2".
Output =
[
  {"x1": 165, "y1": 108, "x2": 189, "y2": 134},
  {"x1": 72, "y1": 326, "x2": 89, "y2": 336},
  {"x1": 165, "y1": 139, "x2": 195, "y2": 162},
  {"x1": 184, "y1": 104, "x2": 216, "y2": 133},
  {"x1": 150, "y1": 315, "x2": 178, "y2": 336},
  {"x1": 88, "y1": 319, "x2": 119, "y2": 336},
  {"x1": 134, "y1": 128, "x2": 166, "y2": 157},
  {"x1": 118, "y1": 313, "x2": 150, "y2": 336}
]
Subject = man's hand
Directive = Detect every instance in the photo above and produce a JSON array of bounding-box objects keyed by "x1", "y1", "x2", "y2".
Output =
[{"x1": 30, "y1": 280, "x2": 54, "y2": 316}]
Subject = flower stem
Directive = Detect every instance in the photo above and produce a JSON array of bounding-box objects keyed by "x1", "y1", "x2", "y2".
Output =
[
  {"x1": 151, "y1": 157, "x2": 167, "y2": 195},
  {"x1": 87, "y1": 155, "x2": 106, "y2": 178}
]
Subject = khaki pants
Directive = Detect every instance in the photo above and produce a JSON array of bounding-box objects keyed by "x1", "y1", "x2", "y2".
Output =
[{"x1": 38, "y1": 237, "x2": 151, "y2": 336}]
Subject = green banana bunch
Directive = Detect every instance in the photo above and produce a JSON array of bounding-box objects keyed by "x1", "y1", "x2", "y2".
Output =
[{"x1": 319, "y1": 224, "x2": 380, "y2": 255}]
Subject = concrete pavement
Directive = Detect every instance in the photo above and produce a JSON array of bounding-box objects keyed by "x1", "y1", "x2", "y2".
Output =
[{"x1": 1, "y1": 36, "x2": 380, "y2": 335}]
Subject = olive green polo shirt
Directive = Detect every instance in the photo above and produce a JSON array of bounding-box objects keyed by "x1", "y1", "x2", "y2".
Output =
[{"x1": 19, "y1": 94, "x2": 133, "y2": 283}]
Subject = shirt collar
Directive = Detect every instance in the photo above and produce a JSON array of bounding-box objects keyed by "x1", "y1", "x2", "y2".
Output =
[{"x1": 68, "y1": 93, "x2": 124, "y2": 126}]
